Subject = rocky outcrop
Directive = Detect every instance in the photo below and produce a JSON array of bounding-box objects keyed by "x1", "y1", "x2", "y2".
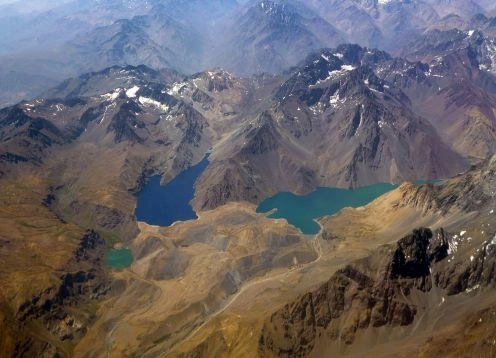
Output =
[
  {"x1": 258, "y1": 228, "x2": 451, "y2": 357},
  {"x1": 239, "y1": 112, "x2": 280, "y2": 156},
  {"x1": 194, "y1": 159, "x2": 262, "y2": 210},
  {"x1": 12, "y1": 230, "x2": 109, "y2": 357},
  {"x1": 0, "y1": 152, "x2": 28, "y2": 164},
  {"x1": 74, "y1": 229, "x2": 106, "y2": 261},
  {"x1": 393, "y1": 155, "x2": 496, "y2": 216},
  {"x1": 108, "y1": 101, "x2": 145, "y2": 143},
  {"x1": 436, "y1": 239, "x2": 496, "y2": 296},
  {"x1": 0, "y1": 106, "x2": 67, "y2": 164}
]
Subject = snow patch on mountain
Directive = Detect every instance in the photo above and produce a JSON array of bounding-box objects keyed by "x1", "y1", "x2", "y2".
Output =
[
  {"x1": 310, "y1": 64, "x2": 356, "y2": 87},
  {"x1": 101, "y1": 89, "x2": 122, "y2": 101},
  {"x1": 126, "y1": 86, "x2": 140, "y2": 98},
  {"x1": 168, "y1": 82, "x2": 187, "y2": 96},
  {"x1": 138, "y1": 96, "x2": 169, "y2": 113},
  {"x1": 342, "y1": 65, "x2": 356, "y2": 71}
]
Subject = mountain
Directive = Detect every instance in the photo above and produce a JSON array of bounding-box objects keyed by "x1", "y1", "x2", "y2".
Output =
[
  {"x1": 4, "y1": 44, "x2": 494, "y2": 224},
  {"x1": 66, "y1": 16, "x2": 180, "y2": 72},
  {"x1": 423, "y1": 0, "x2": 484, "y2": 18},
  {"x1": 303, "y1": 0, "x2": 485, "y2": 50},
  {"x1": 258, "y1": 154, "x2": 496, "y2": 357},
  {"x1": 1, "y1": 41, "x2": 496, "y2": 358},
  {"x1": 397, "y1": 29, "x2": 496, "y2": 159},
  {"x1": 0, "y1": 0, "x2": 238, "y2": 107},
  {"x1": 3, "y1": 0, "x2": 496, "y2": 356},
  {"x1": 0, "y1": 0, "x2": 154, "y2": 55},
  {"x1": 208, "y1": 0, "x2": 343, "y2": 75},
  {"x1": 13, "y1": 45, "x2": 487, "y2": 215},
  {"x1": 0, "y1": 63, "x2": 264, "y2": 356},
  {"x1": 0, "y1": 61, "x2": 494, "y2": 357},
  {"x1": 0, "y1": 65, "x2": 219, "y2": 245},
  {"x1": 261, "y1": 225, "x2": 496, "y2": 356},
  {"x1": 3, "y1": 0, "x2": 495, "y2": 107},
  {"x1": 193, "y1": 44, "x2": 470, "y2": 210},
  {"x1": 166, "y1": 154, "x2": 496, "y2": 357}
]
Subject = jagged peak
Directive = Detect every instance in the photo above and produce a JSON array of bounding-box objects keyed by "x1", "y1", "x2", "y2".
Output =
[
  {"x1": 238, "y1": 111, "x2": 280, "y2": 155},
  {"x1": 189, "y1": 68, "x2": 239, "y2": 92},
  {"x1": 255, "y1": 0, "x2": 293, "y2": 16},
  {"x1": 192, "y1": 68, "x2": 236, "y2": 81}
]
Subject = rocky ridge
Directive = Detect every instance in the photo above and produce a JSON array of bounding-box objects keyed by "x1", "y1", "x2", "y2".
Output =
[
  {"x1": 2, "y1": 230, "x2": 109, "y2": 357},
  {"x1": 259, "y1": 225, "x2": 496, "y2": 357}
]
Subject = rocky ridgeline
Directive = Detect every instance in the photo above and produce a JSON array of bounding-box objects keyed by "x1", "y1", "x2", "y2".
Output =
[
  {"x1": 394, "y1": 155, "x2": 496, "y2": 215},
  {"x1": 259, "y1": 227, "x2": 496, "y2": 356},
  {"x1": 13, "y1": 230, "x2": 110, "y2": 357}
]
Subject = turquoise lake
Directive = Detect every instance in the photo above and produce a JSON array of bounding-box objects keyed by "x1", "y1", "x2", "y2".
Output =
[
  {"x1": 135, "y1": 156, "x2": 209, "y2": 226},
  {"x1": 256, "y1": 183, "x2": 398, "y2": 235},
  {"x1": 106, "y1": 248, "x2": 133, "y2": 269}
]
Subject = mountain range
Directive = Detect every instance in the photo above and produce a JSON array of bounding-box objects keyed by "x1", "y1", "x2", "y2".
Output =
[
  {"x1": 2, "y1": 0, "x2": 496, "y2": 106},
  {"x1": 5, "y1": 41, "x2": 496, "y2": 215},
  {"x1": 1, "y1": 0, "x2": 496, "y2": 357}
]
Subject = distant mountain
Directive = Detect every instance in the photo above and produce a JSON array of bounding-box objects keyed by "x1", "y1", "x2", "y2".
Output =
[
  {"x1": 0, "y1": 0, "x2": 154, "y2": 54},
  {"x1": 65, "y1": 16, "x2": 186, "y2": 73},
  {"x1": 1, "y1": 49, "x2": 496, "y2": 356},
  {"x1": 0, "y1": 0, "x2": 238, "y2": 106},
  {"x1": 1, "y1": 0, "x2": 495, "y2": 106},
  {"x1": 208, "y1": 0, "x2": 343, "y2": 74},
  {"x1": 423, "y1": 0, "x2": 484, "y2": 18}
]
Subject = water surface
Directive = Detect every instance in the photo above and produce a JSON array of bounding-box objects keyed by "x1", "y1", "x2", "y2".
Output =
[
  {"x1": 256, "y1": 183, "x2": 398, "y2": 235},
  {"x1": 106, "y1": 249, "x2": 133, "y2": 269},
  {"x1": 135, "y1": 156, "x2": 209, "y2": 226}
]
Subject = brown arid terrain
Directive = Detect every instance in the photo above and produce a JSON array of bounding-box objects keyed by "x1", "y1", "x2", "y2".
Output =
[
  {"x1": 3, "y1": 1, "x2": 496, "y2": 356},
  {"x1": 162, "y1": 156, "x2": 496, "y2": 358},
  {"x1": 0, "y1": 44, "x2": 496, "y2": 356},
  {"x1": 0, "y1": 173, "x2": 109, "y2": 356},
  {"x1": 75, "y1": 203, "x2": 317, "y2": 357}
]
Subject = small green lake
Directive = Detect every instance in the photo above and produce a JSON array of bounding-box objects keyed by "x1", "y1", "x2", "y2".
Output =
[
  {"x1": 256, "y1": 183, "x2": 398, "y2": 235},
  {"x1": 106, "y1": 249, "x2": 133, "y2": 269}
]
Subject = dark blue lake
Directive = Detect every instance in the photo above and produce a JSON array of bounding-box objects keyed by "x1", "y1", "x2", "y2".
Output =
[
  {"x1": 256, "y1": 183, "x2": 398, "y2": 235},
  {"x1": 135, "y1": 156, "x2": 209, "y2": 226}
]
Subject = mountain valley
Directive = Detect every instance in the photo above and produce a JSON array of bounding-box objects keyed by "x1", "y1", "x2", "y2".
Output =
[{"x1": 1, "y1": 1, "x2": 496, "y2": 357}]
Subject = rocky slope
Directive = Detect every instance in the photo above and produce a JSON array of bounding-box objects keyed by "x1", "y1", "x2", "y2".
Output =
[
  {"x1": 2, "y1": 0, "x2": 495, "y2": 106},
  {"x1": 194, "y1": 44, "x2": 472, "y2": 210},
  {"x1": 396, "y1": 29, "x2": 496, "y2": 159},
  {"x1": 259, "y1": 225, "x2": 496, "y2": 357},
  {"x1": 9, "y1": 231, "x2": 110, "y2": 357},
  {"x1": 168, "y1": 155, "x2": 496, "y2": 358},
  {"x1": 0, "y1": 65, "x2": 217, "y2": 242},
  {"x1": 0, "y1": 173, "x2": 110, "y2": 357},
  {"x1": 257, "y1": 155, "x2": 496, "y2": 357},
  {"x1": 259, "y1": 228, "x2": 448, "y2": 356}
]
